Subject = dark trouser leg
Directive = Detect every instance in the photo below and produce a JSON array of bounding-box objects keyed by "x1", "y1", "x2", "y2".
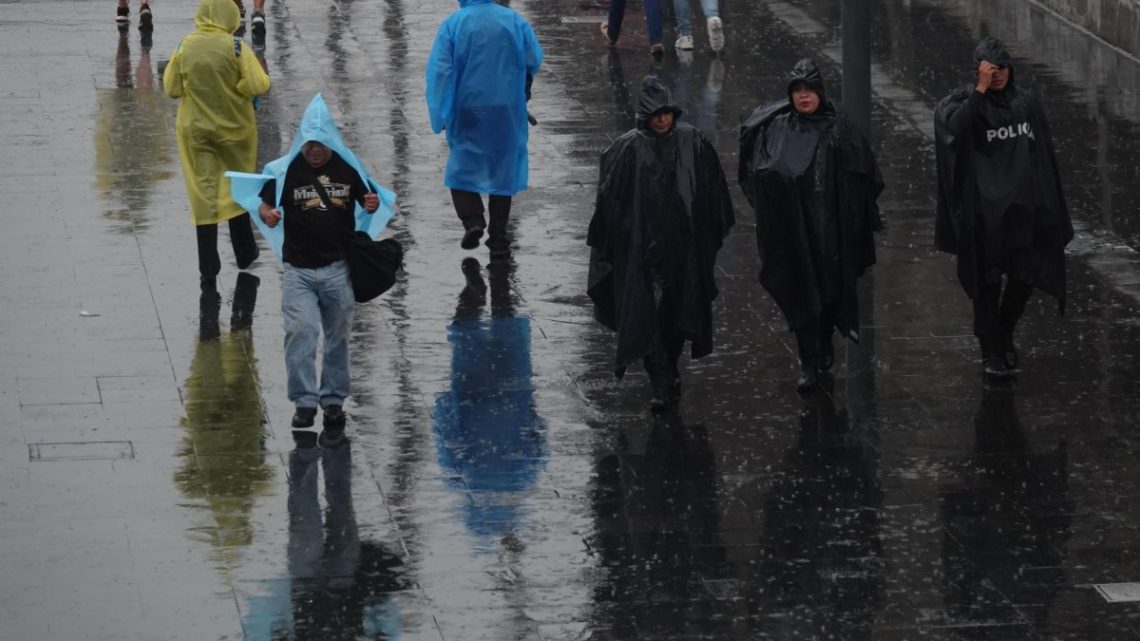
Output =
[
  {"x1": 228, "y1": 213, "x2": 260, "y2": 269},
  {"x1": 643, "y1": 0, "x2": 664, "y2": 45},
  {"x1": 486, "y1": 195, "x2": 512, "y2": 257},
  {"x1": 794, "y1": 315, "x2": 821, "y2": 369},
  {"x1": 999, "y1": 279, "x2": 1032, "y2": 368},
  {"x1": 998, "y1": 280, "x2": 1032, "y2": 336},
  {"x1": 973, "y1": 281, "x2": 1004, "y2": 357},
  {"x1": 794, "y1": 316, "x2": 822, "y2": 394},
  {"x1": 606, "y1": 0, "x2": 627, "y2": 42},
  {"x1": 643, "y1": 337, "x2": 684, "y2": 409},
  {"x1": 451, "y1": 189, "x2": 486, "y2": 230},
  {"x1": 817, "y1": 304, "x2": 838, "y2": 371},
  {"x1": 451, "y1": 189, "x2": 486, "y2": 250},
  {"x1": 196, "y1": 223, "x2": 221, "y2": 290}
]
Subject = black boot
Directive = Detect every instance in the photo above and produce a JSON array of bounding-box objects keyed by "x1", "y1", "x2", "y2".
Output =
[
  {"x1": 485, "y1": 196, "x2": 512, "y2": 259},
  {"x1": 452, "y1": 189, "x2": 486, "y2": 250}
]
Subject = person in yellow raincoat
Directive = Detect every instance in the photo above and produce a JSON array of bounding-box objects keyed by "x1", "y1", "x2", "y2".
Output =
[{"x1": 164, "y1": 0, "x2": 270, "y2": 290}]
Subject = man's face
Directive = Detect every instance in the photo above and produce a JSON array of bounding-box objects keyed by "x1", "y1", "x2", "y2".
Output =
[
  {"x1": 649, "y1": 111, "x2": 674, "y2": 134},
  {"x1": 302, "y1": 141, "x2": 331, "y2": 168},
  {"x1": 792, "y1": 84, "x2": 820, "y2": 114},
  {"x1": 989, "y1": 64, "x2": 1011, "y2": 90}
]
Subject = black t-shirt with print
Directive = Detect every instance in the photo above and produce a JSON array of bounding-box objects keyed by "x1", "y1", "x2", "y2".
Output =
[{"x1": 260, "y1": 153, "x2": 368, "y2": 268}]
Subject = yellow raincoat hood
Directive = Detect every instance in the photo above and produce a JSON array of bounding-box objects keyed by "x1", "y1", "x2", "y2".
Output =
[{"x1": 195, "y1": 0, "x2": 240, "y2": 34}]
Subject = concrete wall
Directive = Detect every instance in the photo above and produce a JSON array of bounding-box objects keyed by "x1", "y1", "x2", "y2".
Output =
[{"x1": 1035, "y1": 0, "x2": 1140, "y2": 57}]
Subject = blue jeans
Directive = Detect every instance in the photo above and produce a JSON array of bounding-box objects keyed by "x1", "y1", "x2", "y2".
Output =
[
  {"x1": 282, "y1": 261, "x2": 354, "y2": 409},
  {"x1": 607, "y1": 0, "x2": 663, "y2": 45},
  {"x1": 673, "y1": 0, "x2": 719, "y2": 36}
]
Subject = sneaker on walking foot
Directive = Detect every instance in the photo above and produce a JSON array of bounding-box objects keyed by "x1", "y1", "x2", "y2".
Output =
[
  {"x1": 116, "y1": 4, "x2": 129, "y2": 26},
  {"x1": 707, "y1": 16, "x2": 725, "y2": 52},
  {"x1": 292, "y1": 406, "x2": 317, "y2": 428},
  {"x1": 138, "y1": 4, "x2": 153, "y2": 31},
  {"x1": 323, "y1": 405, "x2": 346, "y2": 429},
  {"x1": 461, "y1": 225, "x2": 485, "y2": 250},
  {"x1": 235, "y1": 9, "x2": 247, "y2": 38},
  {"x1": 674, "y1": 34, "x2": 694, "y2": 50},
  {"x1": 251, "y1": 10, "x2": 266, "y2": 39},
  {"x1": 649, "y1": 42, "x2": 665, "y2": 57}
]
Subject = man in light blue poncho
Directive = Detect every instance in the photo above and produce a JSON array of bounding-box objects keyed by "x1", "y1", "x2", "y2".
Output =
[
  {"x1": 426, "y1": 0, "x2": 543, "y2": 259},
  {"x1": 227, "y1": 94, "x2": 395, "y2": 446}
]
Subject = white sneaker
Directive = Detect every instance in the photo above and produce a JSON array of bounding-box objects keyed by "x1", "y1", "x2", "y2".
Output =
[
  {"x1": 674, "y1": 34, "x2": 694, "y2": 51},
  {"x1": 707, "y1": 16, "x2": 725, "y2": 52}
]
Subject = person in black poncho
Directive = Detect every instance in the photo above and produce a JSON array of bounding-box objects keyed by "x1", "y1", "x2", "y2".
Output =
[
  {"x1": 739, "y1": 59, "x2": 884, "y2": 395},
  {"x1": 934, "y1": 37, "x2": 1073, "y2": 382},
  {"x1": 588, "y1": 75, "x2": 735, "y2": 412}
]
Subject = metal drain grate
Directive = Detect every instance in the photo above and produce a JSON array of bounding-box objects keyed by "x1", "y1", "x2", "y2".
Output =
[{"x1": 29, "y1": 441, "x2": 136, "y2": 462}]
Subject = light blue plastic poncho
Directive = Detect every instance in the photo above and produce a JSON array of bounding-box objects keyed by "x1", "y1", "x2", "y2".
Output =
[
  {"x1": 426, "y1": 0, "x2": 543, "y2": 196},
  {"x1": 227, "y1": 93, "x2": 396, "y2": 261}
]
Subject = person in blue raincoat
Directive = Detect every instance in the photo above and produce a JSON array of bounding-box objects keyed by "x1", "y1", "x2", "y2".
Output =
[
  {"x1": 426, "y1": 0, "x2": 543, "y2": 259},
  {"x1": 227, "y1": 94, "x2": 396, "y2": 445}
]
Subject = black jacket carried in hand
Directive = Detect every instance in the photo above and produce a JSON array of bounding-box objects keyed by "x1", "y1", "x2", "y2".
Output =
[
  {"x1": 738, "y1": 59, "x2": 884, "y2": 340},
  {"x1": 587, "y1": 76, "x2": 735, "y2": 372},
  {"x1": 934, "y1": 37, "x2": 1073, "y2": 309}
]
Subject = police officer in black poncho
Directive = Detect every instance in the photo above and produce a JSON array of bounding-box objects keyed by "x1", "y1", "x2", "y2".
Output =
[
  {"x1": 934, "y1": 37, "x2": 1073, "y2": 382},
  {"x1": 588, "y1": 75, "x2": 735, "y2": 412},
  {"x1": 739, "y1": 59, "x2": 884, "y2": 394}
]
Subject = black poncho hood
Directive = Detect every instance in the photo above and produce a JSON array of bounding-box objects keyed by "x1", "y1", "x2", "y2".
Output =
[
  {"x1": 636, "y1": 75, "x2": 683, "y2": 130},
  {"x1": 973, "y1": 36, "x2": 1016, "y2": 91},
  {"x1": 974, "y1": 36, "x2": 1012, "y2": 68},
  {"x1": 786, "y1": 58, "x2": 829, "y2": 106}
]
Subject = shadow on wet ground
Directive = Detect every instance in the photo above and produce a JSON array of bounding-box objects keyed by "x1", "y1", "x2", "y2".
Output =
[{"x1": 2, "y1": 0, "x2": 1140, "y2": 639}]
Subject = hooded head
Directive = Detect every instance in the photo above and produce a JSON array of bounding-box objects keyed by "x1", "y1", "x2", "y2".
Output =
[
  {"x1": 973, "y1": 36, "x2": 1014, "y2": 90},
  {"x1": 636, "y1": 75, "x2": 683, "y2": 134},
  {"x1": 786, "y1": 59, "x2": 829, "y2": 115},
  {"x1": 195, "y1": 0, "x2": 240, "y2": 34},
  {"x1": 457, "y1": 0, "x2": 494, "y2": 6}
]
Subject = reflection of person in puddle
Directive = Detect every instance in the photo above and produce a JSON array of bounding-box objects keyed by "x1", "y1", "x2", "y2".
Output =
[
  {"x1": 750, "y1": 392, "x2": 883, "y2": 638},
  {"x1": 433, "y1": 258, "x2": 546, "y2": 541},
  {"x1": 176, "y1": 273, "x2": 271, "y2": 549},
  {"x1": 939, "y1": 388, "x2": 1071, "y2": 629},
  {"x1": 279, "y1": 441, "x2": 405, "y2": 640},
  {"x1": 589, "y1": 414, "x2": 725, "y2": 638},
  {"x1": 94, "y1": 31, "x2": 171, "y2": 234}
]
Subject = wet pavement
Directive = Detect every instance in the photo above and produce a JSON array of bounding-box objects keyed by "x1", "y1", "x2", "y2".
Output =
[{"x1": 3, "y1": 0, "x2": 1140, "y2": 639}]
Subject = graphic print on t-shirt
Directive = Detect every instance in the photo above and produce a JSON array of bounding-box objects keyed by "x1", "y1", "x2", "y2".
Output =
[{"x1": 293, "y1": 174, "x2": 352, "y2": 212}]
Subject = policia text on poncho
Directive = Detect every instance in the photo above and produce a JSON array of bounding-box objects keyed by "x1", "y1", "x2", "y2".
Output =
[
  {"x1": 587, "y1": 76, "x2": 735, "y2": 383},
  {"x1": 738, "y1": 60, "x2": 883, "y2": 351},
  {"x1": 934, "y1": 37, "x2": 1072, "y2": 377}
]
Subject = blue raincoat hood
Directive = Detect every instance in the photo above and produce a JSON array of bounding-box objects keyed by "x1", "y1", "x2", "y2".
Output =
[{"x1": 227, "y1": 93, "x2": 396, "y2": 261}]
